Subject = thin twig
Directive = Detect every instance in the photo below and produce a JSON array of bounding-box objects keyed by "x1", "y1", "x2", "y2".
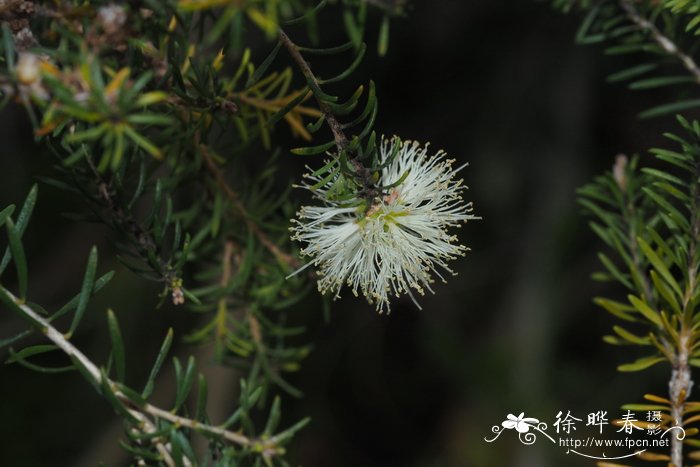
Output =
[
  {"x1": 199, "y1": 145, "x2": 300, "y2": 269},
  {"x1": 620, "y1": 0, "x2": 700, "y2": 84},
  {"x1": 0, "y1": 285, "x2": 280, "y2": 460},
  {"x1": 277, "y1": 28, "x2": 378, "y2": 197}
]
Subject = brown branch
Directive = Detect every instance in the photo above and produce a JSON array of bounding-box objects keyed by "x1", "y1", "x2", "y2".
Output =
[
  {"x1": 278, "y1": 29, "x2": 348, "y2": 150},
  {"x1": 199, "y1": 145, "x2": 300, "y2": 269},
  {"x1": 620, "y1": 0, "x2": 700, "y2": 84},
  {"x1": 277, "y1": 28, "x2": 378, "y2": 198}
]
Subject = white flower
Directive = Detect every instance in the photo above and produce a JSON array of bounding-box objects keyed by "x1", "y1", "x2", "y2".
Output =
[{"x1": 289, "y1": 136, "x2": 479, "y2": 313}]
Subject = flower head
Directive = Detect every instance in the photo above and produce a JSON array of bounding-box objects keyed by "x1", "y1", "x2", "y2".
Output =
[{"x1": 290, "y1": 136, "x2": 479, "y2": 313}]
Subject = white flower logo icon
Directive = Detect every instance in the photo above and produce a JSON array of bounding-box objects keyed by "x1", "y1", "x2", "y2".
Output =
[{"x1": 502, "y1": 413, "x2": 540, "y2": 433}]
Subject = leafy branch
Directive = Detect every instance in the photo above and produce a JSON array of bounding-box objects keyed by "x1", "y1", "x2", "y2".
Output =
[
  {"x1": 619, "y1": 0, "x2": 700, "y2": 84},
  {"x1": 579, "y1": 116, "x2": 700, "y2": 465},
  {"x1": 0, "y1": 190, "x2": 308, "y2": 466}
]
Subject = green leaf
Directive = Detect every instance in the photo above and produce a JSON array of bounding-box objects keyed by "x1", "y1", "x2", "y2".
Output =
[
  {"x1": 637, "y1": 236, "x2": 683, "y2": 298},
  {"x1": 68, "y1": 247, "x2": 98, "y2": 336},
  {"x1": 246, "y1": 41, "x2": 282, "y2": 88},
  {"x1": 5, "y1": 218, "x2": 28, "y2": 300},
  {"x1": 0, "y1": 184, "x2": 37, "y2": 276},
  {"x1": 126, "y1": 113, "x2": 175, "y2": 126},
  {"x1": 267, "y1": 87, "x2": 312, "y2": 127},
  {"x1": 2, "y1": 24, "x2": 14, "y2": 69},
  {"x1": 64, "y1": 123, "x2": 108, "y2": 144},
  {"x1": 639, "y1": 99, "x2": 700, "y2": 119},
  {"x1": 7, "y1": 346, "x2": 74, "y2": 373},
  {"x1": 282, "y1": 0, "x2": 328, "y2": 25},
  {"x1": 628, "y1": 294, "x2": 662, "y2": 326},
  {"x1": 620, "y1": 404, "x2": 669, "y2": 412},
  {"x1": 195, "y1": 373, "x2": 207, "y2": 421},
  {"x1": 6, "y1": 344, "x2": 58, "y2": 362},
  {"x1": 613, "y1": 325, "x2": 650, "y2": 345},
  {"x1": 618, "y1": 355, "x2": 665, "y2": 372},
  {"x1": 123, "y1": 125, "x2": 162, "y2": 159},
  {"x1": 629, "y1": 76, "x2": 694, "y2": 90},
  {"x1": 607, "y1": 63, "x2": 658, "y2": 83},
  {"x1": 173, "y1": 355, "x2": 196, "y2": 411},
  {"x1": 378, "y1": 15, "x2": 390, "y2": 56},
  {"x1": 650, "y1": 270, "x2": 681, "y2": 315},
  {"x1": 273, "y1": 417, "x2": 311, "y2": 444},
  {"x1": 142, "y1": 328, "x2": 173, "y2": 399},
  {"x1": 264, "y1": 396, "x2": 282, "y2": 435},
  {"x1": 50, "y1": 271, "x2": 114, "y2": 322},
  {"x1": 319, "y1": 43, "x2": 366, "y2": 85},
  {"x1": 291, "y1": 140, "x2": 335, "y2": 155},
  {"x1": 594, "y1": 297, "x2": 637, "y2": 322},
  {"x1": 107, "y1": 309, "x2": 126, "y2": 382},
  {"x1": 297, "y1": 41, "x2": 353, "y2": 55},
  {"x1": 0, "y1": 204, "x2": 14, "y2": 229},
  {"x1": 0, "y1": 328, "x2": 31, "y2": 350},
  {"x1": 597, "y1": 252, "x2": 632, "y2": 289}
]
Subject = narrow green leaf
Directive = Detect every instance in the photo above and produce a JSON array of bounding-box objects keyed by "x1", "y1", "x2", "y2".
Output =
[
  {"x1": 650, "y1": 270, "x2": 681, "y2": 314},
  {"x1": 637, "y1": 236, "x2": 683, "y2": 298},
  {"x1": 319, "y1": 43, "x2": 366, "y2": 85},
  {"x1": 618, "y1": 355, "x2": 665, "y2": 372},
  {"x1": 291, "y1": 140, "x2": 335, "y2": 155},
  {"x1": 142, "y1": 328, "x2": 174, "y2": 399},
  {"x1": 613, "y1": 326, "x2": 651, "y2": 345},
  {"x1": 0, "y1": 328, "x2": 31, "y2": 349},
  {"x1": 598, "y1": 252, "x2": 632, "y2": 289},
  {"x1": 126, "y1": 113, "x2": 175, "y2": 126},
  {"x1": 265, "y1": 396, "x2": 282, "y2": 435},
  {"x1": 7, "y1": 346, "x2": 74, "y2": 373},
  {"x1": 195, "y1": 373, "x2": 207, "y2": 421},
  {"x1": 629, "y1": 76, "x2": 694, "y2": 90},
  {"x1": 607, "y1": 63, "x2": 658, "y2": 83},
  {"x1": 5, "y1": 218, "x2": 28, "y2": 299},
  {"x1": 297, "y1": 41, "x2": 353, "y2": 55},
  {"x1": 246, "y1": 41, "x2": 282, "y2": 88},
  {"x1": 641, "y1": 168, "x2": 684, "y2": 186},
  {"x1": 6, "y1": 344, "x2": 58, "y2": 362},
  {"x1": 639, "y1": 99, "x2": 700, "y2": 119},
  {"x1": 50, "y1": 271, "x2": 114, "y2": 322},
  {"x1": 267, "y1": 87, "x2": 311, "y2": 127},
  {"x1": 0, "y1": 205, "x2": 16, "y2": 228},
  {"x1": 64, "y1": 123, "x2": 108, "y2": 144},
  {"x1": 282, "y1": 0, "x2": 327, "y2": 25},
  {"x1": 628, "y1": 294, "x2": 662, "y2": 326},
  {"x1": 107, "y1": 309, "x2": 126, "y2": 382},
  {"x1": 272, "y1": 417, "x2": 311, "y2": 444},
  {"x1": 123, "y1": 125, "x2": 162, "y2": 159},
  {"x1": 2, "y1": 24, "x2": 14, "y2": 69},
  {"x1": 378, "y1": 15, "x2": 390, "y2": 56},
  {"x1": 620, "y1": 404, "x2": 669, "y2": 412},
  {"x1": 173, "y1": 355, "x2": 196, "y2": 411},
  {"x1": 593, "y1": 297, "x2": 637, "y2": 322},
  {"x1": 68, "y1": 247, "x2": 98, "y2": 336},
  {"x1": 0, "y1": 184, "x2": 37, "y2": 276}
]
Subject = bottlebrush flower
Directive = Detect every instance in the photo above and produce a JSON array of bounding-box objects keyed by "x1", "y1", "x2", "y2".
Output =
[{"x1": 289, "y1": 136, "x2": 479, "y2": 313}]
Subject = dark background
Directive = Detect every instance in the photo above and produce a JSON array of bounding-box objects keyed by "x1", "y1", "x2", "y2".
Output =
[{"x1": 0, "y1": 1, "x2": 691, "y2": 466}]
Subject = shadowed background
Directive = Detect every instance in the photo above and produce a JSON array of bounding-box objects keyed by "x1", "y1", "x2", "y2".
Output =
[{"x1": 0, "y1": 1, "x2": 688, "y2": 466}]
